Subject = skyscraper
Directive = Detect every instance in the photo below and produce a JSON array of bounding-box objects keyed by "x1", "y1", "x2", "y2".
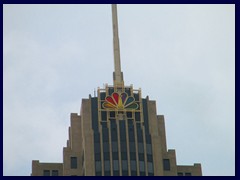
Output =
[{"x1": 31, "y1": 4, "x2": 202, "y2": 176}]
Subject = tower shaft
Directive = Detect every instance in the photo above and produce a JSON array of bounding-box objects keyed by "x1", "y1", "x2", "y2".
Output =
[{"x1": 112, "y1": 4, "x2": 124, "y2": 86}]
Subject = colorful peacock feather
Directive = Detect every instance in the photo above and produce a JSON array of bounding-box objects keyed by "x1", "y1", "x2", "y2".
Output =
[{"x1": 102, "y1": 92, "x2": 138, "y2": 110}]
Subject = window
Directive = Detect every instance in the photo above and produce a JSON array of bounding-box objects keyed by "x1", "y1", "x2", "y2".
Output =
[
  {"x1": 185, "y1": 172, "x2": 192, "y2": 176},
  {"x1": 121, "y1": 142, "x2": 127, "y2": 152},
  {"x1": 104, "y1": 171, "x2": 111, "y2": 176},
  {"x1": 122, "y1": 160, "x2": 128, "y2": 170},
  {"x1": 147, "y1": 162, "x2": 153, "y2": 173},
  {"x1": 131, "y1": 171, "x2": 137, "y2": 176},
  {"x1": 163, "y1": 159, "x2": 170, "y2": 171},
  {"x1": 95, "y1": 161, "x2": 102, "y2": 172},
  {"x1": 104, "y1": 152, "x2": 110, "y2": 160},
  {"x1": 127, "y1": 112, "x2": 132, "y2": 118},
  {"x1": 113, "y1": 160, "x2": 119, "y2": 170},
  {"x1": 112, "y1": 142, "x2": 118, "y2": 152},
  {"x1": 113, "y1": 171, "x2": 119, "y2": 176},
  {"x1": 94, "y1": 143, "x2": 100, "y2": 153},
  {"x1": 139, "y1": 153, "x2": 144, "y2": 161},
  {"x1": 112, "y1": 152, "x2": 118, "y2": 160},
  {"x1": 130, "y1": 152, "x2": 136, "y2": 160},
  {"x1": 43, "y1": 170, "x2": 50, "y2": 176},
  {"x1": 104, "y1": 160, "x2": 110, "y2": 171},
  {"x1": 110, "y1": 111, "x2": 115, "y2": 118},
  {"x1": 178, "y1": 172, "x2": 183, "y2": 176},
  {"x1": 102, "y1": 128, "x2": 109, "y2": 142},
  {"x1": 139, "y1": 161, "x2": 145, "y2": 172},
  {"x1": 121, "y1": 152, "x2": 127, "y2": 160},
  {"x1": 130, "y1": 160, "x2": 137, "y2": 171},
  {"x1": 52, "y1": 170, "x2": 58, "y2": 176},
  {"x1": 135, "y1": 112, "x2": 140, "y2": 121},
  {"x1": 138, "y1": 143, "x2": 144, "y2": 153},
  {"x1": 146, "y1": 144, "x2": 152, "y2": 154},
  {"x1": 147, "y1": 154, "x2": 153, "y2": 162},
  {"x1": 71, "y1": 157, "x2": 77, "y2": 169},
  {"x1": 96, "y1": 172, "x2": 102, "y2": 176},
  {"x1": 129, "y1": 142, "x2": 136, "y2": 152},
  {"x1": 95, "y1": 153, "x2": 101, "y2": 161}
]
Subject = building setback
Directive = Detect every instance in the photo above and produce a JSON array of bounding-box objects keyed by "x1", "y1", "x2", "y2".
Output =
[{"x1": 31, "y1": 4, "x2": 202, "y2": 176}]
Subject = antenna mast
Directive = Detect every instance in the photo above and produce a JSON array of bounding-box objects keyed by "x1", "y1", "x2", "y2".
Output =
[{"x1": 112, "y1": 4, "x2": 124, "y2": 86}]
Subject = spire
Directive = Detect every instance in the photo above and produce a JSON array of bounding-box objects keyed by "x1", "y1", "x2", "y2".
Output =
[{"x1": 112, "y1": 4, "x2": 124, "y2": 86}]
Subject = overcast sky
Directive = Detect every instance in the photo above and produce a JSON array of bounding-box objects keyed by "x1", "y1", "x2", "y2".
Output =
[{"x1": 3, "y1": 4, "x2": 235, "y2": 176}]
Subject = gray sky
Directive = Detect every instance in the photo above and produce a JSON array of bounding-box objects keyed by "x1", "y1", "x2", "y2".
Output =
[{"x1": 3, "y1": 4, "x2": 235, "y2": 176}]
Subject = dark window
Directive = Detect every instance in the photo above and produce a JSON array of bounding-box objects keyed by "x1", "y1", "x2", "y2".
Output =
[
  {"x1": 104, "y1": 171, "x2": 111, "y2": 176},
  {"x1": 96, "y1": 172, "x2": 102, "y2": 176},
  {"x1": 101, "y1": 112, "x2": 107, "y2": 121},
  {"x1": 104, "y1": 160, "x2": 110, "y2": 171},
  {"x1": 43, "y1": 170, "x2": 50, "y2": 176},
  {"x1": 122, "y1": 160, "x2": 128, "y2": 170},
  {"x1": 91, "y1": 98, "x2": 99, "y2": 131},
  {"x1": 122, "y1": 171, "x2": 128, "y2": 176},
  {"x1": 148, "y1": 173, "x2": 154, "y2": 176},
  {"x1": 125, "y1": 88, "x2": 131, "y2": 95},
  {"x1": 94, "y1": 143, "x2": 101, "y2": 153},
  {"x1": 112, "y1": 141, "x2": 118, "y2": 152},
  {"x1": 145, "y1": 135, "x2": 151, "y2": 144},
  {"x1": 111, "y1": 131, "x2": 117, "y2": 141},
  {"x1": 104, "y1": 152, "x2": 110, "y2": 160},
  {"x1": 113, "y1": 160, "x2": 119, "y2": 170},
  {"x1": 95, "y1": 153, "x2": 101, "y2": 161},
  {"x1": 94, "y1": 133, "x2": 100, "y2": 143},
  {"x1": 130, "y1": 160, "x2": 137, "y2": 171},
  {"x1": 119, "y1": 121, "x2": 126, "y2": 142},
  {"x1": 127, "y1": 112, "x2": 132, "y2": 118},
  {"x1": 129, "y1": 142, "x2": 136, "y2": 152},
  {"x1": 147, "y1": 162, "x2": 153, "y2": 173},
  {"x1": 121, "y1": 152, "x2": 127, "y2": 160},
  {"x1": 178, "y1": 172, "x2": 184, "y2": 176},
  {"x1": 131, "y1": 171, "x2": 137, "y2": 176},
  {"x1": 130, "y1": 152, "x2": 136, "y2": 160},
  {"x1": 52, "y1": 170, "x2": 58, "y2": 176},
  {"x1": 135, "y1": 112, "x2": 140, "y2": 121},
  {"x1": 113, "y1": 171, "x2": 120, "y2": 176},
  {"x1": 102, "y1": 128, "x2": 109, "y2": 142},
  {"x1": 138, "y1": 143, "x2": 144, "y2": 153},
  {"x1": 163, "y1": 159, "x2": 170, "y2": 171},
  {"x1": 146, "y1": 144, "x2": 152, "y2": 154},
  {"x1": 185, "y1": 172, "x2": 192, "y2": 176},
  {"x1": 100, "y1": 92, "x2": 106, "y2": 100},
  {"x1": 108, "y1": 87, "x2": 114, "y2": 95},
  {"x1": 147, "y1": 154, "x2": 153, "y2": 162},
  {"x1": 140, "y1": 172, "x2": 146, "y2": 176},
  {"x1": 95, "y1": 161, "x2": 102, "y2": 172},
  {"x1": 128, "y1": 128, "x2": 135, "y2": 142},
  {"x1": 139, "y1": 153, "x2": 144, "y2": 161},
  {"x1": 71, "y1": 157, "x2": 77, "y2": 169},
  {"x1": 134, "y1": 93, "x2": 139, "y2": 101},
  {"x1": 103, "y1": 142, "x2": 109, "y2": 152},
  {"x1": 112, "y1": 152, "x2": 118, "y2": 160},
  {"x1": 110, "y1": 111, "x2": 115, "y2": 118},
  {"x1": 139, "y1": 161, "x2": 145, "y2": 172},
  {"x1": 121, "y1": 142, "x2": 127, "y2": 152}
]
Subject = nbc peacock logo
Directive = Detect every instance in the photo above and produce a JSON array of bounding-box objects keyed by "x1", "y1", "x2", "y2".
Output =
[{"x1": 102, "y1": 92, "x2": 139, "y2": 110}]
